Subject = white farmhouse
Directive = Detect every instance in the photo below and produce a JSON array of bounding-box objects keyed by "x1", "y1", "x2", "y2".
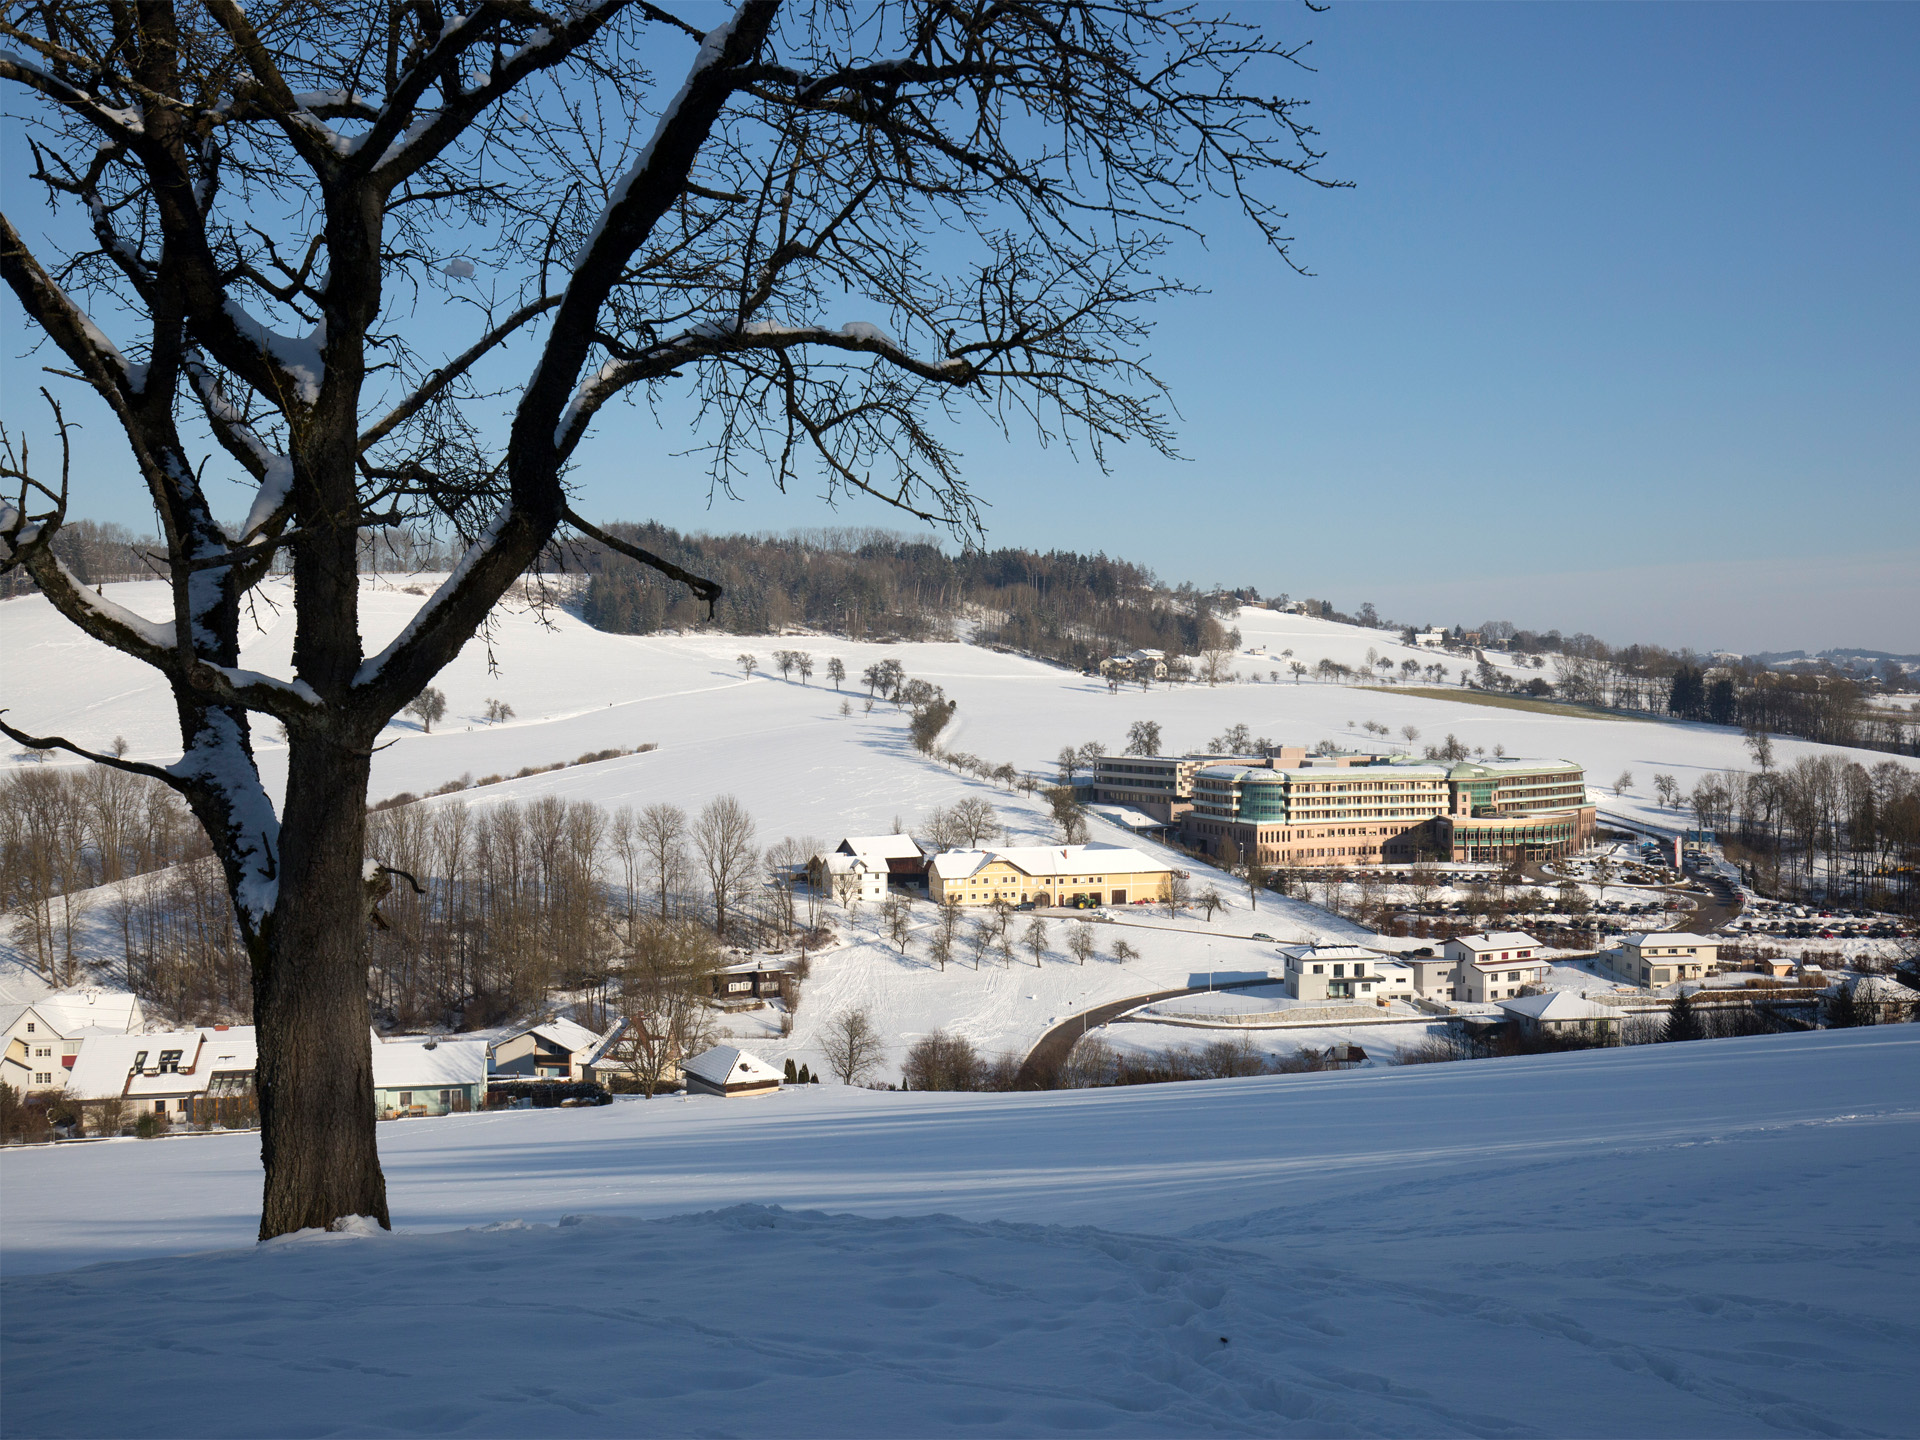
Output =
[
  {"x1": 1, "y1": 989, "x2": 146, "y2": 1094},
  {"x1": 64, "y1": 1025, "x2": 256, "y2": 1122}
]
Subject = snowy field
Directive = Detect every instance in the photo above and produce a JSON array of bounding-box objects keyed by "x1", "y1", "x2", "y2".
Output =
[
  {"x1": 3, "y1": 1026, "x2": 1916, "y2": 1437},
  {"x1": 4, "y1": 580, "x2": 1905, "y2": 843}
]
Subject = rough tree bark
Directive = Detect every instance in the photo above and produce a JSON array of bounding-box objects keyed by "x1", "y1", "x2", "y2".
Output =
[{"x1": 2, "y1": 0, "x2": 1338, "y2": 1237}]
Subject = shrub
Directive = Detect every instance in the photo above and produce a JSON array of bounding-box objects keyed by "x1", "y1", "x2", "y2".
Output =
[{"x1": 134, "y1": 1110, "x2": 168, "y2": 1139}]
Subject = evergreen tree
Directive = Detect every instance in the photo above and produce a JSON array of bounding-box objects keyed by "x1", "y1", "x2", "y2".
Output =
[{"x1": 1662, "y1": 989, "x2": 1705, "y2": 1043}]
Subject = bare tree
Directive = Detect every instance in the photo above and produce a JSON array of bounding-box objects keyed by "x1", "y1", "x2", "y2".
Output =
[
  {"x1": 882, "y1": 893, "x2": 912, "y2": 952},
  {"x1": 1044, "y1": 787, "x2": 1091, "y2": 845},
  {"x1": 1198, "y1": 648, "x2": 1234, "y2": 686},
  {"x1": 1112, "y1": 939, "x2": 1141, "y2": 966},
  {"x1": 1164, "y1": 873, "x2": 1192, "y2": 918},
  {"x1": 405, "y1": 687, "x2": 447, "y2": 733},
  {"x1": 606, "y1": 921, "x2": 718, "y2": 1097},
  {"x1": 1067, "y1": 923, "x2": 1095, "y2": 966},
  {"x1": 0, "y1": 0, "x2": 1339, "y2": 1237},
  {"x1": 637, "y1": 803, "x2": 690, "y2": 921},
  {"x1": 826, "y1": 657, "x2": 846, "y2": 690},
  {"x1": 820, "y1": 1006, "x2": 885, "y2": 1086},
  {"x1": 1197, "y1": 885, "x2": 1225, "y2": 922},
  {"x1": 1614, "y1": 771, "x2": 1634, "y2": 797},
  {"x1": 693, "y1": 795, "x2": 758, "y2": 939},
  {"x1": 1125, "y1": 720, "x2": 1162, "y2": 757},
  {"x1": 483, "y1": 697, "x2": 515, "y2": 724},
  {"x1": 949, "y1": 796, "x2": 1002, "y2": 848},
  {"x1": 1023, "y1": 915, "x2": 1050, "y2": 967},
  {"x1": 738, "y1": 654, "x2": 758, "y2": 679}
]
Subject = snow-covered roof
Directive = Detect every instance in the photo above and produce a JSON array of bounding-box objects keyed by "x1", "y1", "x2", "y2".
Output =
[
  {"x1": 1846, "y1": 976, "x2": 1918, "y2": 1003},
  {"x1": 1279, "y1": 944, "x2": 1384, "y2": 963},
  {"x1": 372, "y1": 1034, "x2": 487, "y2": 1089},
  {"x1": 1448, "y1": 932, "x2": 1540, "y2": 953},
  {"x1": 1, "y1": 989, "x2": 144, "y2": 1039},
  {"x1": 930, "y1": 844, "x2": 1170, "y2": 881},
  {"x1": 1499, "y1": 992, "x2": 1617, "y2": 1022},
  {"x1": 1621, "y1": 932, "x2": 1718, "y2": 948},
  {"x1": 681, "y1": 1045, "x2": 783, "y2": 1089},
  {"x1": 1085, "y1": 804, "x2": 1168, "y2": 831},
  {"x1": 821, "y1": 852, "x2": 881, "y2": 875},
  {"x1": 65, "y1": 1027, "x2": 256, "y2": 1101},
  {"x1": 838, "y1": 835, "x2": 928, "y2": 861},
  {"x1": 523, "y1": 1018, "x2": 602, "y2": 1055}
]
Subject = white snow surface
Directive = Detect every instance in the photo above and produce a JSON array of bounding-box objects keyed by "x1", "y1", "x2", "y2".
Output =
[{"x1": 3, "y1": 1028, "x2": 1915, "y2": 1437}]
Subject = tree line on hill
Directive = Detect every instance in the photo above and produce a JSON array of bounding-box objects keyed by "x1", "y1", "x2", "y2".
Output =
[{"x1": 574, "y1": 523, "x2": 1237, "y2": 671}]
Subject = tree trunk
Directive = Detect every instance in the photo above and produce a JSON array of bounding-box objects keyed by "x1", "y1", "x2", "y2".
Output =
[{"x1": 254, "y1": 735, "x2": 388, "y2": 1239}]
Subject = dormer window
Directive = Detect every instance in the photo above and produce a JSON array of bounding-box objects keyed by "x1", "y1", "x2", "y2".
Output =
[
  {"x1": 158, "y1": 1049, "x2": 184, "y2": 1073},
  {"x1": 131, "y1": 1050, "x2": 148, "y2": 1072}
]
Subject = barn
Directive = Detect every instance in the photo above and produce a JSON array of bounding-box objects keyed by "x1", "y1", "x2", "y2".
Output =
[{"x1": 680, "y1": 1045, "x2": 784, "y2": 1098}]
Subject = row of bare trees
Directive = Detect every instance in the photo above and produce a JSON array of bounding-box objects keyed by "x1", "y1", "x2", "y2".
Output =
[{"x1": 1684, "y1": 756, "x2": 1920, "y2": 915}]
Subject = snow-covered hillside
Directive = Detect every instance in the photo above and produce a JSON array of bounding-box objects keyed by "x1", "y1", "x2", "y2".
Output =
[
  {"x1": 4, "y1": 581, "x2": 1904, "y2": 841},
  {"x1": 3, "y1": 1027, "x2": 1914, "y2": 1436}
]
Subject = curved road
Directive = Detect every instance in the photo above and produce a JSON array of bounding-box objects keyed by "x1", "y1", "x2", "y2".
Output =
[{"x1": 1016, "y1": 977, "x2": 1276, "y2": 1087}]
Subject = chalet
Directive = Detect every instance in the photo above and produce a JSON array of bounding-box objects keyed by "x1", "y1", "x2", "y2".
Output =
[
  {"x1": 373, "y1": 1034, "x2": 487, "y2": 1117},
  {"x1": 1, "y1": 989, "x2": 146, "y2": 1094},
  {"x1": 708, "y1": 962, "x2": 789, "y2": 1002},
  {"x1": 681, "y1": 1045, "x2": 784, "y2": 1098},
  {"x1": 488, "y1": 1018, "x2": 605, "y2": 1080}
]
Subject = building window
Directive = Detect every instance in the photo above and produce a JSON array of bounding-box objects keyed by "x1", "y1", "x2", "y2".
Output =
[
  {"x1": 158, "y1": 1049, "x2": 183, "y2": 1073},
  {"x1": 25, "y1": 1022, "x2": 34, "y2": 1033}
]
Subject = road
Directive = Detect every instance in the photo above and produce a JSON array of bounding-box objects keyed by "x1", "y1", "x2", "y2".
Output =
[{"x1": 1016, "y1": 977, "x2": 1276, "y2": 1087}]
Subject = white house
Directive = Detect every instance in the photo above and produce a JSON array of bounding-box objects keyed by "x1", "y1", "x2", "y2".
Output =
[
  {"x1": 488, "y1": 1018, "x2": 605, "y2": 1080},
  {"x1": 1278, "y1": 945, "x2": 1389, "y2": 1002},
  {"x1": 1443, "y1": 932, "x2": 1547, "y2": 1002},
  {"x1": 681, "y1": 1044, "x2": 783, "y2": 1098},
  {"x1": 373, "y1": 1034, "x2": 488, "y2": 1117},
  {"x1": 64, "y1": 1025, "x2": 256, "y2": 1121},
  {"x1": 1617, "y1": 932, "x2": 1720, "y2": 987},
  {"x1": 1414, "y1": 629, "x2": 1449, "y2": 649},
  {"x1": 1, "y1": 989, "x2": 146, "y2": 1094},
  {"x1": 819, "y1": 850, "x2": 889, "y2": 906}
]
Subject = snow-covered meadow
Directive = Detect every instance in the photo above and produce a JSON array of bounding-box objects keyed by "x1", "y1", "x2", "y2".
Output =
[
  {"x1": 4, "y1": 1027, "x2": 1916, "y2": 1437},
  {"x1": 4, "y1": 579, "x2": 1903, "y2": 841}
]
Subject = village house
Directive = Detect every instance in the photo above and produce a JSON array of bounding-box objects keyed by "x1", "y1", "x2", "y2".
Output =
[
  {"x1": 1616, "y1": 932, "x2": 1720, "y2": 987},
  {"x1": 1498, "y1": 991, "x2": 1620, "y2": 1041},
  {"x1": 1278, "y1": 945, "x2": 1389, "y2": 1002},
  {"x1": 832, "y1": 834, "x2": 933, "y2": 885},
  {"x1": 681, "y1": 1044, "x2": 784, "y2": 1098},
  {"x1": 1, "y1": 989, "x2": 146, "y2": 1094},
  {"x1": 64, "y1": 1025, "x2": 257, "y2": 1124},
  {"x1": 1395, "y1": 953, "x2": 1459, "y2": 1003},
  {"x1": 487, "y1": 1018, "x2": 606, "y2": 1081},
  {"x1": 708, "y1": 961, "x2": 790, "y2": 1003},
  {"x1": 373, "y1": 1034, "x2": 487, "y2": 1118},
  {"x1": 816, "y1": 850, "x2": 889, "y2": 906},
  {"x1": 927, "y1": 843, "x2": 1175, "y2": 909},
  {"x1": 1444, "y1": 932, "x2": 1548, "y2": 1002}
]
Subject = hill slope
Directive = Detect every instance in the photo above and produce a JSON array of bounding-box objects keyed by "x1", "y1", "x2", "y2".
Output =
[{"x1": 3, "y1": 1026, "x2": 1914, "y2": 1436}]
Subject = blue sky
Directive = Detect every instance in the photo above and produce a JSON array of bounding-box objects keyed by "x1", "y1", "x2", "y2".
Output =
[{"x1": 6, "y1": 3, "x2": 1915, "y2": 654}]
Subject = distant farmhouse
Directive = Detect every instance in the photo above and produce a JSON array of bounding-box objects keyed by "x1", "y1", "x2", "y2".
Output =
[
  {"x1": 929, "y1": 844, "x2": 1174, "y2": 909},
  {"x1": 2, "y1": 989, "x2": 146, "y2": 1094}
]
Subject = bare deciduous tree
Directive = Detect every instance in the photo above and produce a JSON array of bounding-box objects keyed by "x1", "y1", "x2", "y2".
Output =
[
  {"x1": 606, "y1": 921, "x2": 718, "y2": 1097},
  {"x1": 820, "y1": 1006, "x2": 885, "y2": 1086},
  {"x1": 637, "y1": 803, "x2": 690, "y2": 921},
  {"x1": 0, "y1": 0, "x2": 1338, "y2": 1237},
  {"x1": 693, "y1": 795, "x2": 758, "y2": 939},
  {"x1": 1067, "y1": 923, "x2": 1095, "y2": 966},
  {"x1": 405, "y1": 687, "x2": 447, "y2": 733}
]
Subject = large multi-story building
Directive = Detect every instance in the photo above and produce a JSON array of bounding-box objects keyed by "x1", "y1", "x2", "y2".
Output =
[
  {"x1": 1088, "y1": 746, "x2": 1386, "y2": 824},
  {"x1": 1177, "y1": 755, "x2": 1593, "y2": 868}
]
